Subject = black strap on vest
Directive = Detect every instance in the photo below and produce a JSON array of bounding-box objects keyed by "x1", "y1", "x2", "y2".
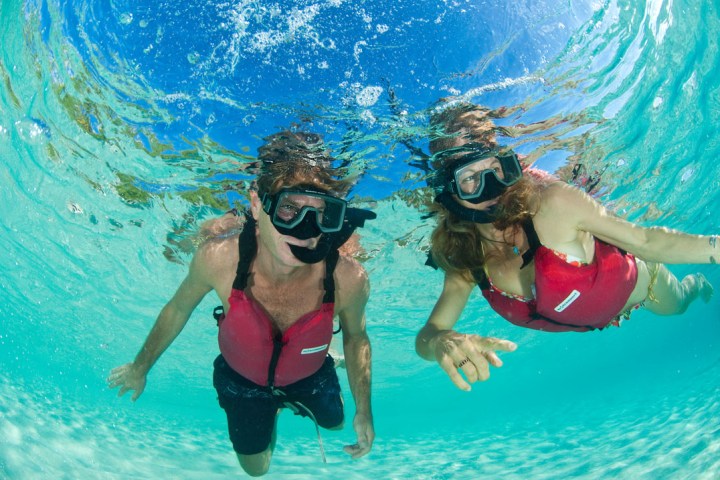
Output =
[{"x1": 216, "y1": 212, "x2": 341, "y2": 388}]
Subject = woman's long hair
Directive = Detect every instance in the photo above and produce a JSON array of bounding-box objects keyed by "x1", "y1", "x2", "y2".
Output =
[{"x1": 428, "y1": 102, "x2": 550, "y2": 280}]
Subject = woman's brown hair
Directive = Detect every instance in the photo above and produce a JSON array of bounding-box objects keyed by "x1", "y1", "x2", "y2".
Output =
[
  {"x1": 428, "y1": 103, "x2": 546, "y2": 279},
  {"x1": 429, "y1": 176, "x2": 543, "y2": 280}
]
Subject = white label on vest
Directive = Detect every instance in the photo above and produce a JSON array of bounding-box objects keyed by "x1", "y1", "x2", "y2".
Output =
[
  {"x1": 301, "y1": 344, "x2": 328, "y2": 355},
  {"x1": 554, "y1": 290, "x2": 581, "y2": 312}
]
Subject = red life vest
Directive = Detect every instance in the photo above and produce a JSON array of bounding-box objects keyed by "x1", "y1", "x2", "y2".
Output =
[
  {"x1": 477, "y1": 220, "x2": 638, "y2": 332},
  {"x1": 216, "y1": 217, "x2": 338, "y2": 387}
]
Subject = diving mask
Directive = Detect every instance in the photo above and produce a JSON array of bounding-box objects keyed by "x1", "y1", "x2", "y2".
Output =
[
  {"x1": 439, "y1": 144, "x2": 523, "y2": 203},
  {"x1": 261, "y1": 187, "x2": 347, "y2": 240}
]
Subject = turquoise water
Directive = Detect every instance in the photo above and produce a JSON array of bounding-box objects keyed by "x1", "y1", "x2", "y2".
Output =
[{"x1": 2, "y1": 0, "x2": 720, "y2": 478}]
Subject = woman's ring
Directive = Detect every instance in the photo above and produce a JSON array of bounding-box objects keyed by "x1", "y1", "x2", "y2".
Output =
[{"x1": 456, "y1": 357, "x2": 471, "y2": 369}]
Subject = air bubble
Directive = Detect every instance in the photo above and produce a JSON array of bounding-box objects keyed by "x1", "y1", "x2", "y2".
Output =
[{"x1": 356, "y1": 86, "x2": 383, "y2": 107}]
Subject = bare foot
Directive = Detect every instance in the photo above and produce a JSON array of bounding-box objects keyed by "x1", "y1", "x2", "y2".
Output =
[{"x1": 694, "y1": 273, "x2": 714, "y2": 303}]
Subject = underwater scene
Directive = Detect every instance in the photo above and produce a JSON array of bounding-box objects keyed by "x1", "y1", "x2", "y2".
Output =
[{"x1": 1, "y1": 0, "x2": 719, "y2": 478}]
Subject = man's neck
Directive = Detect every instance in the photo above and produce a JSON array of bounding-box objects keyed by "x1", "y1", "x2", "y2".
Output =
[{"x1": 253, "y1": 243, "x2": 316, "y2": 285}]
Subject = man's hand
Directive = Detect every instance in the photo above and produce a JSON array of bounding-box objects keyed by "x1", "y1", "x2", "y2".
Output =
[
  {"x1": 107, "y1": 363, "x2": 147, "y2": 402},
  {"x1": 433, "y1": 331, "x2": 517, "y2": 391},
  {"x1": 343, "y1": 412, "x2": 374, "y2": 459}
]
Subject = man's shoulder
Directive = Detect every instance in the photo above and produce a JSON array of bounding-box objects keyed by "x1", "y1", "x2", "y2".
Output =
[
  {"x1": 334, "y1": 254, "x2": 369, "y2": 297},
  {"x1": 192, "y1": 233, "x2": 240, "y2": 273}
]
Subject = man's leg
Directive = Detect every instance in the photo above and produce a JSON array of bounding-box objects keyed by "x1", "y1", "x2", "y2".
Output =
[
  {"x1": 213, "y1": 356, "x2": 279, "y2": 477},
  {"x1": 237, "y1": 410, "x2": 280, "y2": 477}
]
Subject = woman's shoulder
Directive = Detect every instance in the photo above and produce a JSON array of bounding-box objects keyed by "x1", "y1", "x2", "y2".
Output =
[{"x1": 537, "y1": 179, "x2": 583, "y2": 204}]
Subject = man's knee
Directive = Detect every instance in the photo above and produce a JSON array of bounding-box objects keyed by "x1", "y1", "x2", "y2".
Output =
[
  {"x1": 237, "y1": 450, "x2": 272, "y2": 477},
  {"x1": 327, "y1": 420, "x2": 344, "y2": 431}
]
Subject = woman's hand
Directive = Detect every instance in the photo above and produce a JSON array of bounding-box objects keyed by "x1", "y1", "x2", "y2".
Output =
[{"x1": 432, "y1": 330, "x2": 517, "y2": 391}]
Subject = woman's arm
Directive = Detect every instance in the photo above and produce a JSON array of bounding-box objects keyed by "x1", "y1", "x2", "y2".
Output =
[
  {"x1": 540, "y1": 182, "x2": 719, "y2": 264},
  {"x1": 416, "y1": 272, "x2": 517, "y2": 391}
]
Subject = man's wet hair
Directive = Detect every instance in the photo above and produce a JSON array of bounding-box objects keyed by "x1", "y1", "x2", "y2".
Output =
[{"x1": 255, "y1": 130, "x2": 351, "y2": 197}]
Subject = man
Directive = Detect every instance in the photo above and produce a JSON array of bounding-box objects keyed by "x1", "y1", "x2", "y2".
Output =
[{"x1": 108, "y1": 131, "x2": 375, "y2": 476}]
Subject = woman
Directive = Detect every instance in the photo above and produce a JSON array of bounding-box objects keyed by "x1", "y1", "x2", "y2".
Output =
[{"x1": 415, "y1": 104, "x2": 716, "y2": 391}]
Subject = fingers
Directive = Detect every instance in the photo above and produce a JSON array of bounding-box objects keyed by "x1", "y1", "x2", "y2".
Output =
[
  {"x1": 343, "y1": 443, "x2": 370, "y2": 459},
  {"x1": 482, "y1": 350, "x2": 504, "y2": 368},
  {"x1": 107, "y1": 373, "x2": 124, "y2": 389},
  {"x1": 106, "y1": 364, "x2": 131, "y2": 387},
  {"x1": 107, "y1": 363, "x2": 144, "y2": 401},
  {"x1": 131, "y1": 389, "x2": 142, "y2": 402},
  {"x1": 442, "y1": 334, "x2": 518, "y2": 388},
  {"x1": 479, "y1": 337, "x2": 518, "y2": 353},
  {"x1": 438, "y1": 355, "x2": 471, "y2": 391},
  {"x1": 344, "y1": 419, "x2": 374, "y2": 459}
]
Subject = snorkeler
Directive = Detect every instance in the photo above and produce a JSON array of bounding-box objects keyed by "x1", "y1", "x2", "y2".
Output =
[
  {"x1": 108, "y1": 131, "x2": 375, "y2": 476},
  {"x1": 415, "y1": 103, "x2": 716, "y2": 391}
]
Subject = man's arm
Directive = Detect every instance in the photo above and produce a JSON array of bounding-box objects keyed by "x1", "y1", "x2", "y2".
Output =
[
  {"x1": 335, "y1": 257, "x2": 374, "y2": 459},
  {"x1": 107, "y1": 244, "x2": 215, "y2": 401}
]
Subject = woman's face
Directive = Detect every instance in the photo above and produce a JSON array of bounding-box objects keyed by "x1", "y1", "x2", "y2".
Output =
[
  {"x1": 446, "y1": 154, "x2": 504, "y2": 211},
  {"x1": 454, "y1": 156, "x2": 504, "y2": 196}
]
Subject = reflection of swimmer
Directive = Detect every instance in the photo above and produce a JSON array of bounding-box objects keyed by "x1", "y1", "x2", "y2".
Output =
[
  {"x1": 108, "y1": 131, "x2": 375, "y2": 476},
  {"x1": 415, "y1": 104, "x2": 716, "y2": 391},
  {"x1": 569, "y1": 162, "x2": 607, "y2": 195}
]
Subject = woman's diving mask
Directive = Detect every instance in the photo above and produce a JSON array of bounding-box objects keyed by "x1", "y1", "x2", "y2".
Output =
[{"x1": 438, "y1": 144, "x2": 523, "y2": 204}]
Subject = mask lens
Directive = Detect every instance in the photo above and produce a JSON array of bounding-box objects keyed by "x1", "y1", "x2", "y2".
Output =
[
  {"x1": 451, "y1": 151, "x2": 522, "y2": 200},
  {"x1": 270, "y1": 190, "x2": 346, "y2": 233},
  {"x1": 453, "y1": 157, "x2": 503, "y2": 199}
]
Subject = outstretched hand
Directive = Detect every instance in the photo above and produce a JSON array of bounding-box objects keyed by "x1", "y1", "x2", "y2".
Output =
[
  {"x1": 433, "y1": 331, "x2": 517, "y2": 391},
  {"x1": 343, "y1": 412, "x2": 374, "y2": 459},
  {"x1": 107, "y1": 363, "x2": 147, "y2": 402}
]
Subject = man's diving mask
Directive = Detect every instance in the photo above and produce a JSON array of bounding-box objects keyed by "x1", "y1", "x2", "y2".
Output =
[
  {"x1": 438, "y1": 144, "x2": 523, "y2": 204},
  {"x1": 261, "y1": 187, "x2": 347, "y2": 240}
]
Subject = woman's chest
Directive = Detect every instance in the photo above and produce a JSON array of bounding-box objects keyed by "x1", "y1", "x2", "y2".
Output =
[{"x1": 484, "y1": 256, "x2": 536, "y2": 298}]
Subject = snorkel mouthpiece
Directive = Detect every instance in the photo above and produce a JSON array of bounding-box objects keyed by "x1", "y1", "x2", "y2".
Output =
[{"x1": 288, "y1": 238, "x2": 333, "y2": 264}]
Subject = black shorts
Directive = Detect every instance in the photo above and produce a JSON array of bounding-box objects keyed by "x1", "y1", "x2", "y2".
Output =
[{"x1": 213, "y1": 354, "x2": 344, "y2": 455}]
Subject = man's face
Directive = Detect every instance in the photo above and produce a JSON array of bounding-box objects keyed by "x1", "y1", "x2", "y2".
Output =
[{"x1": 251, "y1": 190, "x2": 320, "y2": 267}]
